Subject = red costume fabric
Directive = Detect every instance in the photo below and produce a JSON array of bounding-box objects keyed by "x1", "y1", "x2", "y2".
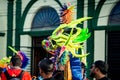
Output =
[{"x1": 1, "y1": 68, "x2": 31, "y2": 80}]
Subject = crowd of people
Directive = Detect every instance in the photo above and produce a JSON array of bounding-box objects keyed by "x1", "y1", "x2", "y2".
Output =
[{"x1": 0, "y1": 54, "x2": 110, "y2": 80}]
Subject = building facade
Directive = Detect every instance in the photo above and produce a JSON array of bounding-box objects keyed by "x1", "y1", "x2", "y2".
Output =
[{"x1": 0, "y1": 0, "x2": 120, "y2": 79}]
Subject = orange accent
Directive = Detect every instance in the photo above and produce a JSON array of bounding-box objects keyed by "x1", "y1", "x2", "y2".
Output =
[
  {"x1": 64, "y1": 61, "x2": 72, "y2": 80},
  {"x1": 0, "y1": 64, "x2": 7, "y2": 68},
  {"x1": 61, "y1": 9, "x2": 73, "y2": 24}
]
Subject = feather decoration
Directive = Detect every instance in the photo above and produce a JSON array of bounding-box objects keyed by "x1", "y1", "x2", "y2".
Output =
[
  {"x1": 0, "y1": 57, "x2": 11, "y2": 68},
  {"x1": 60, "y1": 4, "x2": 74, "y2": 24},
  {"x1": 73, "y1": 28, "x2": 91, "y2": 43},
  {"x1": 41, "y1": 17, "x2": 92, "y2": 80},
  {"x1": 17, "y1": 51, "x2": 29, "y2": 68},
  {"x1": 60, "y1": 50, "x2": 69, "y2": 65},
  {"x1": 8, "y1": 46, "x2": 29, "y2": 69}
]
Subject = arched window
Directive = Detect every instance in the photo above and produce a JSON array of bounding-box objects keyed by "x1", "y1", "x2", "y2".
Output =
[
  {"x1": 108, "y1": 1, "x2": 120, "y2": 25},
  {"x1": 32, "y1": 6, "x2": 60, "y2": 30}
]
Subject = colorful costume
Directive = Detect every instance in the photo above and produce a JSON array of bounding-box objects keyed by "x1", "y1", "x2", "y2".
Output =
[
  {"x1": 0, "y1": 47, "x2": 31, "y2": 80},
  {"x1": 41, "y1": 4, "x2": 92, "y2": 80},
  {"x1": 0, "y1": 46, "x2": 30, "y2": 80},
  {"x1": 42, "y1": 17, "x2": 92, "y2": 80},
  {"x1": 0, "y1": 46, "x2": 29, "y2": 69}
]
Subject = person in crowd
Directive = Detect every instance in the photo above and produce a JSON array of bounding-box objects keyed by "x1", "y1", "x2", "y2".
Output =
[
  {"x1": 38, "y1": 58, "x2": 56, "y2": 80},
  {"x1": 0, "y1": 54, "x2": 32, "y2": 80},
  {"x1": 81, "y1": 62, "x2": 89, "y2": 80},
  {"x1": 90, "y1": 60, "x2": 110, "y2": 80}
]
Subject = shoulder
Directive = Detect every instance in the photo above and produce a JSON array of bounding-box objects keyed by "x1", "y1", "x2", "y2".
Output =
[
  {"x1": 22, "y1": 71, "x2": 32, "y2": 80},
  {"x1": 1, "y1": 69, "x2": 22, "y2": 80},
  {"x1": 22, "y1": 71, "x2": 31, "y2": 75}
]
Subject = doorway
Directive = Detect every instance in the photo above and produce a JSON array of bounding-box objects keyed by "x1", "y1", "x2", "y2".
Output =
[
  {"x1": 108, "y1": 31, "x2": 120, "y2": 80},
  {"x1": 31, "y1": 36, "x2": 52, "y2": 76}
]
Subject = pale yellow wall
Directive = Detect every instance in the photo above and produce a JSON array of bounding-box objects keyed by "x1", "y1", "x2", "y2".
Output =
[
  {"x1": 94, "y1": 0, "x2": 119, "y2": 61},
  {"x1": 20, "y1": 35, "x2": 31, "y2": 71},
  {"x1": 83, "y1": 0, "x2": 119, "y2": 62},
  {"x1": 0, "y1": 0, "x2": 7, "y2": 58},
  {"x1": 98, "y1": 0, "x2": 119, "y2": 26},
  {"x1": 94, "y1": 31, "x2": 105, "y2": 61}
]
